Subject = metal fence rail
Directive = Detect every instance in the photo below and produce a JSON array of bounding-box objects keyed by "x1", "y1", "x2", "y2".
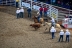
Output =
[{"x1": 0, "y1": 0, "x2": 15, "y2": 6}]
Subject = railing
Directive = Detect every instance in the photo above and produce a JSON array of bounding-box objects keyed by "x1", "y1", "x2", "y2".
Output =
[
  {"x1": 0, "y1": 0, "x2": 15, "y2": 6},
  {"x1": 22, "y1": 0, "x2": 58, "y2": 21}
]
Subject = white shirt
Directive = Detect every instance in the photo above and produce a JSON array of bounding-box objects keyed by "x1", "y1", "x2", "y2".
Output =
[
  {"x1": 59, "y1": 32, "x2": 64, "y2": 35},
  {"x1": 50, "y1": 28, "x2": 56, "y2": 32},
  {"x1": 65, "y1": 32, "x2": 70, "y2": 35},
  {"x1": 20, "y1": 9, "x2": 24, "y2": 12},
  {"x1": 16, "y1": 10, "x2": 20, "y2": 14},
  {"x1": 51, "y1": 18, "x2": 55, "y2": 23}
]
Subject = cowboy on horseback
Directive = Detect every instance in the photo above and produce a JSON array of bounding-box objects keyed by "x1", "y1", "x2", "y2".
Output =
[
  {"x1": 50, "y1": 17, "x2": 56, "y2": 27},
  {"x1": 36, "y1": 12, "x2": 41, "y2": 22}
]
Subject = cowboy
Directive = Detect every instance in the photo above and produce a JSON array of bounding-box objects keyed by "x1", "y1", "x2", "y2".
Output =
[
  {"x1": 27, "y1": 7, "x2": 31, "y2": 18},
  {"x1": 16, "y1": 0, "x2": 19, "y2": 8},
  {"x1": 20, "y1": 7, "x2": 24, "y2": 18},
  {"x1": 58, "y1": 30, "x2": 64, "y2": 42},
  {"x1": 65, "y1": 29, "x2": 70, "y2": 42},
  {"x1": 16, "y1": 8, "x2": 20, "y2": 19},
  {"x1": 43, "y1": 6, "x2": 48, "y2": 17},
  {"x1": 50, "y1": 26, "x2": 56, "y2": 39},
  {"x1": 39, "y1": 6, "x2": 43, "y2": 17},
  {"x1": 36, "y1": 12, "x2": 41, "y2": 22},
  {"x1": 51, "y1": 17, "x2": 56, "y2": 27}
]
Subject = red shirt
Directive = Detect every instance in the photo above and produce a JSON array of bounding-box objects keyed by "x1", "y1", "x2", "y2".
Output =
[
  {"x1": 43, "y1": 7, "x2": 48, "y2": 12},
  {"x1": 39, "y1": 7, "x2": 43, "y2": 12}
]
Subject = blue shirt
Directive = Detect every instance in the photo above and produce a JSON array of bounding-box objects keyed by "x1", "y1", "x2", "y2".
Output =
[{"x1": 27, "y1": 8, "x2": 31, "y2": 12}]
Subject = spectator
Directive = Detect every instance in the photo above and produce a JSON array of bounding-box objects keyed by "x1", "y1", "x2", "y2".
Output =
[
  {"x1": 50, "y1": 26, "x2": 56, "y2": 39},
  {"x1": 65, "y1": 29, "x2": 70, "y2": 42},
  {"x1": 51, "y1": 17, "x2": 56, "y2": 27},
  {"x1": 20, "y1": 7, "x2": 24, "y2": 18},
  {"x1": 43, "y1": 6, "x2": 48, "y2": 17},
  {"x1": 58, "y1": 30, "x2": 64, "y2": 42},
  {"x1": 39, "y1": 6, "x2": 43, "y2": 17},
  {"x1": 27, "y1": 7, "x2": 31, "y2": 18},
  {"x1": 16, "y1": 8, "x2": 20, "y2": 19}
]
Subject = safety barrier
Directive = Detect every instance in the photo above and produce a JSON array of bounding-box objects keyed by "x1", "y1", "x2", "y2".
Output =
[
  {"x1": 22, "y1": 0, "x2": 58, "y2": 20},
  {"x1": 0, "y1": 0, "x2": 15, "y2": 6}
]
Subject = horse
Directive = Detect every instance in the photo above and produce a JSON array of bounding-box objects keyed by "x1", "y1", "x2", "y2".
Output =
[
  {"x1": 32, "y1": 16, "x2": 44, "y2": 24},
  {"x1": 44, "y1": 22, "x2": 61, "y2": 32}
]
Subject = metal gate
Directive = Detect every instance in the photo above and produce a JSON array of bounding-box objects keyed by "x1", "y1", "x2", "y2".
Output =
[{"x1": 0, "y1": 0, "x2": 15, "y2": 6}]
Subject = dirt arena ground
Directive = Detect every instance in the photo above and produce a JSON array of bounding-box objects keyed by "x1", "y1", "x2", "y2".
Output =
[{"x1": 0, "y1": 6, "x2": 72, "y2": 48}]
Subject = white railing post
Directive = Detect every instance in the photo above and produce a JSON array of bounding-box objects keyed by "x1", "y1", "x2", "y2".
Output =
[
  {"x1": 31, "y1": 0, "x2": 32, "y2": 10},
  {"x1": 19, "y1": 0, "x2": 22, "y2": 7}
]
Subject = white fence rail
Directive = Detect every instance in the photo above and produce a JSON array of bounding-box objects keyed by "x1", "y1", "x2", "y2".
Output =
[{"x1": 21, "y1": 0, "x2": 58, "y2": 20}]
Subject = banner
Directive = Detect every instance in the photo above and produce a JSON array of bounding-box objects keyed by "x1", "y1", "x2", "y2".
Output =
[
  {"x1": 22, "y1": 2, "x2": 30, "y2": 8},
  {"x1": 33, "y1": 5, "x2": 40, "y2": 10}
]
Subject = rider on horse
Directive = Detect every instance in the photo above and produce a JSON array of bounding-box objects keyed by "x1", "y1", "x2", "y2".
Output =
[{"x1": 36, "y1": 12, "x2": 41, "y2": 22}]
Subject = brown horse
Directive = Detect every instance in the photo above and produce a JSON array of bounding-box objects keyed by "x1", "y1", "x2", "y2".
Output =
[{"x1": 32, "y1": 16, "x2": 44, "y2": 24}]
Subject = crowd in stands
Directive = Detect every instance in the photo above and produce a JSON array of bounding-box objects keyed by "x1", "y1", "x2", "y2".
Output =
[{"x1": 34, "y1": 0, "x2": 72, "y2": 10}]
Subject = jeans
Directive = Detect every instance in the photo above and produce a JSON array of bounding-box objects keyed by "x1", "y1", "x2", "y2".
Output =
[
  {"x1": 16, "y1": 13, "x2": 20, "y2": 19},
  {"x1": 52, "y1": 32, "x2": 55, "y2": 39},
  {"x1": 28, "y1": 12, "x2": 31, "y2": 18},
  {"x1": 44, "y1": 11, "x2": 47, "y2": 17},
  {"x1": 20, "y1": 12, "x2": 24, "y2": 18},
  {"x1": 51, "y1": 22, "x2": 55, "y2": 27},
  {"x1": 66, "y1": 35, "x2": 70, "y2": 42},
  {"x1": 38, "y1": 18, "x2": 40, "y2": 22},
  {"x1": 16, "y1": 2, "x2": 18, "y2": 8},
  {"x1": 58, "y1": 35, "x2": 63, "y2": 42},
  {"x1": 40, "y1": 11, "x2": 42, "y2": 17}
]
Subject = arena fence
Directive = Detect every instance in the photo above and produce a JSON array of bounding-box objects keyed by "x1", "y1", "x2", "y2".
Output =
[
  {"x1": 0, "y1": 0, "x2": 15, "y2": 6},
  {"x1": 21, "y1": 0, "x2": 58, "y2": 21}
]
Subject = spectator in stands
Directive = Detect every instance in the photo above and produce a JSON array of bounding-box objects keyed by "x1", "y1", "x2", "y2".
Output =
[
  {"x1": 58, "y1": 30, "x2": 64, "y2": 42},
  {"x1": 50, "y1": 26, "x2": 56, "y2": 39},
  {"x1": 39, "y1": 6, "x2": 43, "y2": 17},
  {"x1": 20, "y1": 7, "x2": 24, "y2": 18},
  {"x1": 16, "y1": 0, "x2": 19, "y2": 8},
  {"x1": 27, "y1": 7, "x2": 31, "y2": 18},
  {"x1": 65, "y1": 29, "x2": 70, "y2": 42},
  {"x1": 16, "y1": 8, "x2": 20, "y2": 19},
  {"x1": 43, "y1": 6, "x2": 48, "y2": 17},
  {"x1": 50, "y1": 17, "x2": 56, "y2": 27},
  {"x1": 57, "y1": 0, "x2": 61, "y2": 6}
]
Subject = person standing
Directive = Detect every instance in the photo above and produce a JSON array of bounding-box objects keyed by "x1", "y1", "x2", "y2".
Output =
[
  {"x1": 16, "y1": 0, "x2": 19, "y2": 8},
  {"x1": 39, "y1": 6, "x2": 43, "y2": 17},
  {"x1": 43, "y1": 6, "x2": 48, "y2": 17},
  {"x1": 58, "y1": 30, "x2": 64, "y2": 42},
  {"x1": 27, "y1": 7, "x2": 31, "y2": 18},
  {"x1": 50, "y1": 26, "x2": 56, "y2": 39},
  {"x1": 65, "y1": 29, "x2": 70, "y2": 42},
  {"x1": 20, "y1": 7, "x2": 24, "y2": 18},
  {"x1": 16, "y1": 8, "x2": 20, "y2": 19}
]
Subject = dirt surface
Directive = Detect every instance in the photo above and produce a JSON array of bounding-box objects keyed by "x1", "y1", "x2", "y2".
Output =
[{"x1": 0, "y1": 6, "x2": 72, "y2": 48}]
